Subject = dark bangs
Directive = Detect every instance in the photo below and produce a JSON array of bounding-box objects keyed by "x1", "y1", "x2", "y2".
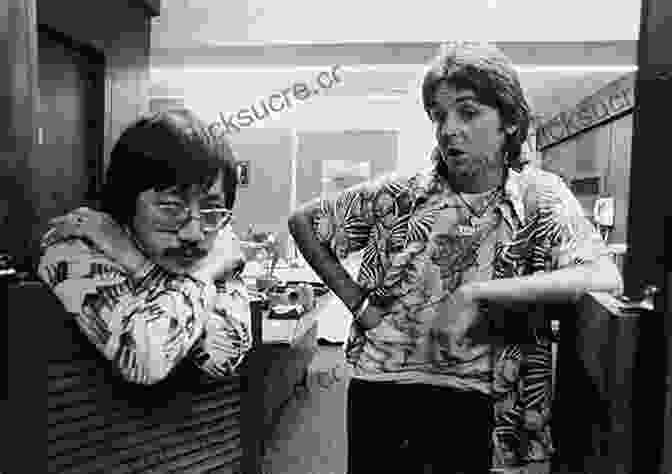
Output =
[
  {"x1": 421, "y1": 64, "x2": 531, "y2": 169},
  {"x1": 102, "y1": 109, "x2": 238, "y2": 226},
  {"x1": 423, "y1": 65, "x2": 510, "y2": 123}
]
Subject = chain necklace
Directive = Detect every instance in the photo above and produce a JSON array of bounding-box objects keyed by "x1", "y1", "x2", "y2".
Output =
[{"x1": 454, "y1": 186, "x2": 503, "y2": 236}]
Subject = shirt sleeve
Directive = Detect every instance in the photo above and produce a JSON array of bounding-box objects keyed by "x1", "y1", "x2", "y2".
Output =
[
  {"x1": 524, "y1": 172, "x2": 610, "y2": 270},
  {"x1": 37, "y1": 235, "x2": 217, "y2": 385},
  {"x1": 189, "y1": 278, "x2": 252, "y2": 378},
  {"x1": 311, "y1": 176, "x2": 390, "y2": 260}
]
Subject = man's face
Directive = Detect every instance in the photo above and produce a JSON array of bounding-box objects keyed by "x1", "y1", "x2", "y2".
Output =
[
  {"x1": 429, "y1": 82, "x2": 510, "y2": 181},
  {"x1": 131, "y1": 173, "x2": 242, "y2": 274}
]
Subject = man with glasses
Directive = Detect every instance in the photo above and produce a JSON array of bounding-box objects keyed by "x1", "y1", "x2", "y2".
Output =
[{"x1": 38, "y1": 109, "x2": 251, "y2": 385}]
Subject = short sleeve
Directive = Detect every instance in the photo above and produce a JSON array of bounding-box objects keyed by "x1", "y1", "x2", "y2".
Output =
[
  {"x1": 524, "y1": 172, "x2": 610, "y2": 269},
  {"x1": 312, "y1": 176, "x2": 390, "y2": 260}
]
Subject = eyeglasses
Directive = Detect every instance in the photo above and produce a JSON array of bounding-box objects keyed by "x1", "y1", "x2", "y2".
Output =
[{"x1": 153, "y1": 203, "x2": 234, "y2": 233}]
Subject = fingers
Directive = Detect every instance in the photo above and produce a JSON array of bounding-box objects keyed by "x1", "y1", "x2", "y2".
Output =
[{"x1": 42, "y1": 219, "x2": 83, "y2": 247}]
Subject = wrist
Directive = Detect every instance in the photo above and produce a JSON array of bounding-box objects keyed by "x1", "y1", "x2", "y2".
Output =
[
  {"x1": 352, "y1": 294, "x2": 371, "y2": 321},
  {"x1": 457, "y1": 281, "x2": 483, "y2": 303},
  {"x1": 130, "y1": 258, "x2": 155, "y2": 281}
]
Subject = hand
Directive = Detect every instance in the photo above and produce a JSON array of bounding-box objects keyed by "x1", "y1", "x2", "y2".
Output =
[
  {"x1": 45, "y1": 207, "x2": 146, "y2": 272},
  {"x1": 191, "y1": 226, "x2": 245, "y2": 283},
  {"x1": 430, "y1": 284, "x2": 482, "y2": 347},
  {"x1": 353, "y1": 299, "x2": 387, "y2": 331}
]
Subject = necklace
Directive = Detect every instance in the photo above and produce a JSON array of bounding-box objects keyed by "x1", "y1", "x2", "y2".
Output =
[{"x1": 454, "y1": 187, "x2": 503, "y2": 236}]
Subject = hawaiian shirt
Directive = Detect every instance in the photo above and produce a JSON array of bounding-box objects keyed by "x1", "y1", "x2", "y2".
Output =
[
  {"x1": 38, "y1": 227, "x2": 252, "y2": 385},
  {"x1": 313, "y1": 164, "x2": 608, "y2": 467}
]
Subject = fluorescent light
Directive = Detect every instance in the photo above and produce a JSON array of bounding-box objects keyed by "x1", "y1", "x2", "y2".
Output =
[
  {"x1": 151, "y1": 64, "x2": 424, "y2": 74},
  {"x1": 365, "y1": 94, "x2": 406, "y2": 102},
  {"x1": 515, "y1": 64, "x2": 637, "y2": 73},
  {"x1": 152, "y1": 63, "x2": 638, "y2": 75}
]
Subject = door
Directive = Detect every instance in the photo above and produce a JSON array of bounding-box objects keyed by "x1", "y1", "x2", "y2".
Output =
[{"x1": 29, "y1": 27, "x2": 104, "y2": 264}]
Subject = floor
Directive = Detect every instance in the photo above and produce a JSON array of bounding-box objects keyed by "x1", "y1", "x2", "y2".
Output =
[{"x1": 261, "y1": 345, "x2": 551, "y2": 474}]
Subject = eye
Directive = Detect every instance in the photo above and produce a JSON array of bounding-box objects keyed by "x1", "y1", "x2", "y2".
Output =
[
  {"x1": 157, "y1": 201, "x2": 184, "y2": 208},
  {"x1": 200, "y1": 207, "x2": 229, "y2": 214},
  {"x1": 458, "y1": 106, "x2": 479, "y2": 120}
]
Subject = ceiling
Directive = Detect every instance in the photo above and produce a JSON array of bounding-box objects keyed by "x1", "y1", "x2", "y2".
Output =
[
  {"x1": 149, "y1": 1, "x2": 641, "y2": 122},
  {"x1": 151, "y1": 0, "x2": 641, "y2": 47}
]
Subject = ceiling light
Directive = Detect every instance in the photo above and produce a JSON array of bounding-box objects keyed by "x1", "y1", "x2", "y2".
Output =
[{"x1": 515, "y1": 65, "x2": 637, "y2": 73}]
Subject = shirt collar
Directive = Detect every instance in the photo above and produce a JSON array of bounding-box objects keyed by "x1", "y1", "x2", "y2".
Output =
[
  {"x1": 415, "y1": 165, "x2": 528, "y2": 226},
  {"x1": 502, "y1": 168, "x2": 526, "y2": 224}
]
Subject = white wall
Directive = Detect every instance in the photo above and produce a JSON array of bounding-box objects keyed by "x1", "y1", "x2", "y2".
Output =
[
  {"x1": 152, "y1": 67, "x2": 441, "y2": 176},
  {"x1": 151, "y1": 65, "x2": 543, "y2": 179},
  {"x1": 153, "y1": 0, "x2": 641, "y2": 46}
]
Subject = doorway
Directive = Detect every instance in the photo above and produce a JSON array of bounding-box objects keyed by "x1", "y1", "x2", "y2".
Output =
[{"x1": 30, "y1": 26, "x2": 105, "y2": 264}]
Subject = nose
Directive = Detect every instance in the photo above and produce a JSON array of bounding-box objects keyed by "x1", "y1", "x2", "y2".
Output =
[
  {"x1": 177, "y1": 214, "x2": 205, "y2": 243},
  {"x1": 439, "y1": 113, "x2": 464, "y2": 142}
]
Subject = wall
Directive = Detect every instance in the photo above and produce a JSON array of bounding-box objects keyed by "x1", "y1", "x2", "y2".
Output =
[
  {"x1": 295, "y1": 130, "x2": 399, "y2": 207},
  {"x1": 37, "y1": 0, "x2": 154, "y2": 169},
  {"x1": 226, "y1": 126, "x2": 399, "y2": 257},
  {"x1": 540, "y1": 113, "x2": 632, "y2": 244},
  {"x1": 152, "y1": 67, "x2": 410, "y2": 254},
  {"x1": 228, "y1": 128, "x2": 294, "y2": 243},
  {"x1": 0, "y1": 0, "x2": 156, "y2": 268}
]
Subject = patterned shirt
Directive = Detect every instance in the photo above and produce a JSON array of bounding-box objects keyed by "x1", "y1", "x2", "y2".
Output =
[
  {"x1": 38, "y1": 229, "x2": 252, "y2": 385},
  {"x1": 313, "y1": 164, "x2": 608, "y2": 466}
]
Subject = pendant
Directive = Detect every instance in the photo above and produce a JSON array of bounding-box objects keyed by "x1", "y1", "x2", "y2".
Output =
[
  {"x1": 469, "y1": 215, "x2": 491, "y2": 227},
  {"x1": 456, "y1": 224, "x2": 477, "y2": 236}
]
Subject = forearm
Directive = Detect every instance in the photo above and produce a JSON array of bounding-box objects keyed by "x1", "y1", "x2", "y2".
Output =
[
  {"x1": 192, "y1": 303, "x2": 252, "y2": 378},
  {"x1": 288, "y1": 210, "x2": 365, "y2": 313},
  {"x1": 468, "y1": 257, "x2": 623, "y2": 305},
  {"x1": 38, "y1": 239, "x2": 216, "y2": 384},
  {"x1": 86, "y1": 269, "x2": 213, "y2": 384}
]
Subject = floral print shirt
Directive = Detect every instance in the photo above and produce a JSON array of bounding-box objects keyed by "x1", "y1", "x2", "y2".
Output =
[
  {"x1": 38, "y1": 229, "x2": 252, "y2": 385},
  {"x1": 312, "y1": 164, "x2": 608, "y2": 467}
]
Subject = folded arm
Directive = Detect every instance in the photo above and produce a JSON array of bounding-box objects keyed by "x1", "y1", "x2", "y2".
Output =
[
  {"x1": 466, "y1": 256, "x2": 622, "y2": 305},
  {"x1": 39, "y1": 237, "x2": 217, "y2": 385},
  {"x1": 467, "y1": 173, "x2": 623, "y2": 306}
]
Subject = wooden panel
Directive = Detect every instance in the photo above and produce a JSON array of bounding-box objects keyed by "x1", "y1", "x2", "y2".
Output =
[
  {"x1": 2, "y1": 5, "x2": 42, "y2": 473},
  {"x1": 23, "y1": 28, "x2": 107, "y2": 263},
  {"x1": 0, "y1": 0, "x2": 40, "y2": 270},
  {"x1": 37, "y1": 0, "x2": 153, "y2": 176},
  {"x1": 2, "y1": 0, "x2": 154, "y2": 267},
  {"x1": 606, "y1": 115, "x2": 633, "y2": 244},
  {"x1": 551, "y1": 293, "x2": 666, "y2": 474},
  {"x1": 664, "y1": 269, "x2": 672, "y2": 474},
  {"x1": 4, "y1": 281, "x2": 243, "y2": 474},
  {"x1": 8, "y1": 279, "x2": 316, "y2": 474},
  {"x1": 536, "y1": 72, "x2": 635, "y2": 150},
  {"x1": 627, "y1": 0, "x2": 672, "y2": 466}
]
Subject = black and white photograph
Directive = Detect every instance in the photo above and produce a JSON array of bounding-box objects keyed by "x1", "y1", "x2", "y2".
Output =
[{"x1": 3, "y1": 1, "x2": 671, "y2": 473}]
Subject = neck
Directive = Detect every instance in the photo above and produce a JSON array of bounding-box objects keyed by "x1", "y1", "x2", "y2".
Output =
[{"x1": 439, "y1": 163, "x2": 506, "y2": 194}]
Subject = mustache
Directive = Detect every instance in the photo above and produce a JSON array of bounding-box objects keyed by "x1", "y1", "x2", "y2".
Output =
[{"x1": 163, "y1": 246, "x2": 208, "y2": 260}]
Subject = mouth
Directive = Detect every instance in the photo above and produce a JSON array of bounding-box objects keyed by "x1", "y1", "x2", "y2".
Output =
[{"x1": 168, "y1": 250, "x2": 207, "y2": 266}]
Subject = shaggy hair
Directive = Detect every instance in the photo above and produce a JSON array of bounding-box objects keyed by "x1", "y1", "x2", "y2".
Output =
[
  {"x1": 421, "y1": 41, "x2": 533, "y2": 170},
  {"x1": 101, "y1": 109, "x2": 239, "y2": 226}
]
